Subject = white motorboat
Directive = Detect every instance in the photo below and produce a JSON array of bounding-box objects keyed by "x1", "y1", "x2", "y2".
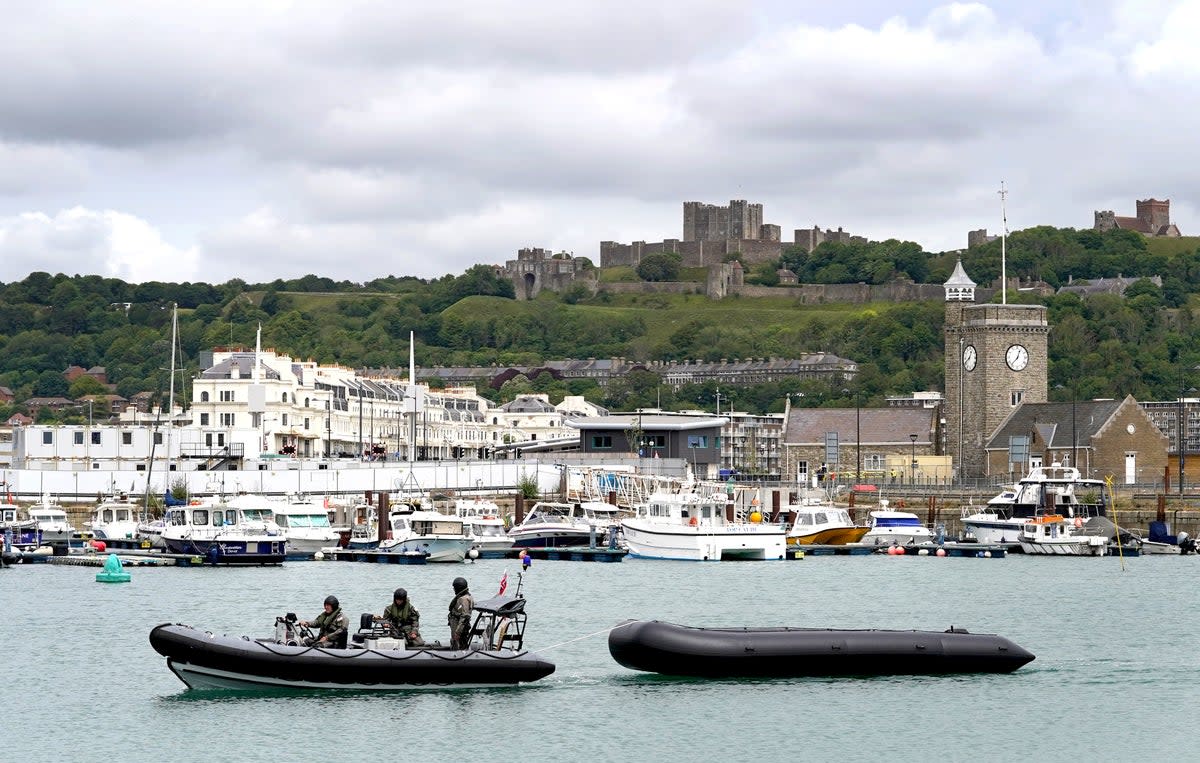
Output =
[
  {"x1": 26, "y1": 496, "x2": 75, "y2": 545},
  {"x1": 859, "y1": 501, "x2": 936, "y2": 546},
  {"x1": 960, "y1": 464, "x2": 1108, "y2": 545},
  {"x1": 508, "y1": 501, "x2": 620, "y2": 548},
  {"x1": 455, "y1": 498, "x2": 514, "y2": 557},
  {"x1": 1017, "y1": 514, "x2": 1112, "y2": 556},
  {"x1": 621, "y1": 489, "x2": 786, "y2": 561},
  {"x1": 86, "y1": 493, "x2": 141, "y2": 540},
  {"x1": 160, "y1": 499, "x2": 287, "y2": 564},
  {"x1": 379, "y1": 508, "x2": 473, "y2": 562},
  {"x1": 272, "y1": 496, "x2": 340, "y2": 555}
]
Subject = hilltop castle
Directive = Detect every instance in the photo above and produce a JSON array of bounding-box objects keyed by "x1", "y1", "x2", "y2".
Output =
[
  {"x1": 600, "y1": 199, "x2": 864, "y2": 268},
  {"x1": 1094, "y1": 198, "x2": 1181, "y2": 237}
]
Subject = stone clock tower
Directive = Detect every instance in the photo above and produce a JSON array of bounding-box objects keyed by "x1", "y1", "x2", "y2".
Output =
[{"x1": 944, "y1": 260, "x2": 1048, "y2": 477}]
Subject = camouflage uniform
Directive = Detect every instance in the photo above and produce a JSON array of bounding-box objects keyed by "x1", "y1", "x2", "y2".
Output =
[
  {"x1": 383, "y1": 600, "x2": 424, "y2": 646},
  {"x1": 310, "y1": 607, "x2": 349, "y2": 647},
  {"x1": 448, "y1": 591, "x2": 475, "y2": 649}
]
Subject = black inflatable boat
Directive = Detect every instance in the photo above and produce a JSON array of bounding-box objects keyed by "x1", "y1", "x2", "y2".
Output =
[
  {"x1": 151, "y1": 594, "x2": 555, "y2": 690},
  {"x1": 608, "y1": 620, "x2": 1035, "y2": 677}
]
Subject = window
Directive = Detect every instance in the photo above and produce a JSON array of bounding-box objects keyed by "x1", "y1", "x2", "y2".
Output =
[
  {"x1": 220, "y1": 390, "x2": 234, "y2": 402},
  {"x1": 122, "y1": 432, "x2": 132, "y2": 445},
  {"x1": 304, "y1": 418, "x2": 310, "y2": 430},
  {"x1": 1011, "y1": 390, "x2": 1025, "y2": 406},
  {"x1": 201, "y1": 391, "x2": 210, "y2": 402},
  {"x1": 281, "y1": 393, "x2": 288, "y2": 403},
  {"x1": 687, "y1": 435, "x2": 708, "y2": 448},
  {"x1": 591, "y1": 434, "x2": 613, "y2": 449},
  {"x1": 74, "y1": 432, "x2": 83, "y2": 445},
  {"x1": 865, "y1": 455, "x2": 884, "y2": 471},
  {"x1": 91, "y1": 431, "x2": 101, "y2": 445},
  {"x1": 154, "y1": 432, "x2": 163, "y2": 445},
  {"x1": 281, "y1": 414, "x2": 288, "y2": 425},
  {"x1": 220, "y1": 413, "x2": 235, "y2": 426},
  {"x1": 200, "y1": 413, "x2": 209, "y2": 425},
  {"x1": 43, "y1": 431, "x2": 53, "y2": 445}
]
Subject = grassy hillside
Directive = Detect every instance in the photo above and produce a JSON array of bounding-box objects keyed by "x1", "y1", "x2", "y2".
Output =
[{"x1": 1145, "y1": 236, "x2": 1200, "y2": 258}]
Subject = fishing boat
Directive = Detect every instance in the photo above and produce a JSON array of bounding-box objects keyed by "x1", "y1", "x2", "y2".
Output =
[
  {"x1": 960, "y1": 464, "x2": 1108, "y2": 545},
  {"x1": 1, "y1": 500, "x2": 41, "y2": 551},
  {"x1": 149, "y1": 590, "x2": 554, "y2": 690},
  {"x1": 620, "y1": 488, "x2": 786, "y2": 561},
  {"x1": 1017, "y1": 514, "x2": 1118, "y2": 556},
  {"x1": 160, "y1": 499, "x2": 287, "y2": 564},
  {"x1": 85, "y1": 492, "x2": 141, "y2": 540},
  {"x1": 784, "y1": 493, "x2": 868, "y2": 546},
  {"x1": 608, "y1": 620, "x2": 1035, "y2": 677}
]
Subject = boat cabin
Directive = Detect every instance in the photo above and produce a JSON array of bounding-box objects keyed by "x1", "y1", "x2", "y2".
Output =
[{"x1": 790, "y1": 506, "x2": 854, "y2": 532}]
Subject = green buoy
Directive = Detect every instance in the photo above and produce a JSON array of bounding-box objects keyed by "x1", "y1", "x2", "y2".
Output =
[{"x1": 96, "y1": 553, "x2": 132, "y2": 584}]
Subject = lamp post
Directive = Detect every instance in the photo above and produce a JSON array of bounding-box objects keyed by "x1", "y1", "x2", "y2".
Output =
[{"x1": 909, "y1": 433, "x2": 918, "y2": 484}]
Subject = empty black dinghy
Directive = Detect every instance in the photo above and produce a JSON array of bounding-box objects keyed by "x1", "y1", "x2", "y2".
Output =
[{"x1": 608, "y1": 620, "x2": 1034, "y2": 677}]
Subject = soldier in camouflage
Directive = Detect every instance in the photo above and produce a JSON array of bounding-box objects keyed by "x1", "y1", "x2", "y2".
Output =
[
  {"x1": 376, "y1": 587, "x2": 424, "y2": 646},
  {"x1": 447, "y1": 577, "x2": 474, "y2": 649},
  {"x1": 301, "y1": 595, "x2": 349, "y2": 648}
]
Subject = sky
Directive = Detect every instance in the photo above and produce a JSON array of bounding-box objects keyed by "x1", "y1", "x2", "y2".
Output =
[{"x1": 1, "y1": 0, "x2": 1197, "y2": 285}]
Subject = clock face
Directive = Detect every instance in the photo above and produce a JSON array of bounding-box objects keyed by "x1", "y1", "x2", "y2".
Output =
[
  {"x1": 1006, "y1": 344, "x2": 1029, "y2": 371},
  {"x1": 962, "y1": 345, "x2": 977, "y2": 371}
]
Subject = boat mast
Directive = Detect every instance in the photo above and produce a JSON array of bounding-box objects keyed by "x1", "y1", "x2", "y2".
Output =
[{"x1": 166, "y1": 303, "x2": 178, "y2": 487}]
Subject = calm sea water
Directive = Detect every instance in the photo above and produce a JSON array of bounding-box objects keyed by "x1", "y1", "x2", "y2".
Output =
[{"x1": 2, "y1": 553, "x2": 1196, "y2": 762}]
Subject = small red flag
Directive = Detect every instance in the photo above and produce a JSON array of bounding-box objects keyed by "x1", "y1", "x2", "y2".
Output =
[{"x1": 497, "y1": 571, "x2": 508, "y2": 595}]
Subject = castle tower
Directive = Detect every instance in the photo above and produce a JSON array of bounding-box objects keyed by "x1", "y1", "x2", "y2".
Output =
[
  {"x1": 944, "y1": 260, "x2": 1048, "y2": 478},
  {"x1": 1136, "y1": 198, "x2": 1170, "y2": 233}
]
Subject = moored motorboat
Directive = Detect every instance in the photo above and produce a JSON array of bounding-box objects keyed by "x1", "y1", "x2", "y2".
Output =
[
  {"x1": 621, "y1": 489, "x2": 785, "y2": 561},
  {"x1": 960, "y1": 464, "x2": 1108, "y2": 545},
  {"x1": 160, "y1": 500, "x2": 286, "y2": 564},
  {"x1": 858, "y1": 501, "x2": 936, "y2": 547},
  {"x1": 26, "y1": 496, "x2": 74, "y2": 546},
  {"x1": 785, "y1": 497, "x2": 869, "y2": 546},
  {"x1": 608, "y1": 620, "x2": 1035, "y2": 677},
  {"x1": 149, "y1": 592, "x2": 554, "y2": 690}
]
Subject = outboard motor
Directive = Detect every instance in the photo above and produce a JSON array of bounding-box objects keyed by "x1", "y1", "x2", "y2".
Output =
[
  {"x1": 1179, "y1": 531, "x2": 1197, "y2": 555},
  {"x1": 275, "y1": 612, "x2": 302, "y2": 645}
]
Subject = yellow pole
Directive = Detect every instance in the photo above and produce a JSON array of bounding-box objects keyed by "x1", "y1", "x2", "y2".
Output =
[{"x1": 1104, "y1": 475, "x2": 1126, "y2": 572}]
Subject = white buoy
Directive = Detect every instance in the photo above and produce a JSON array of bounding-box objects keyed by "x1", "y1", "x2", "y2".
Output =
[
  {"x1": 983, "y1": 550, "x2": 992, "y2": 558},
  {"x1": 467, "y1": 548, "x2": 480, "y2": 560},
  {"x1": 313, "y1": 551, "x2": 325, "y2": 561},
  {"x1": 918, "y1": 549, "x2": 929, "y2": 556}
]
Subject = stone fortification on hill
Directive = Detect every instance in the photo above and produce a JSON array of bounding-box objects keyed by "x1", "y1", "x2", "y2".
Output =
[{"x1": 600, "y1": 199, "x2": 863, "y2": 269}]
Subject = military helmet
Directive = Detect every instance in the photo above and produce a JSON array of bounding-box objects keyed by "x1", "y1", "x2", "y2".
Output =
[
  {"x1": 324, "y1": 595, "x2": 339, "y2": 610},
  {"x1": 452, "y1": 577, "x2": 468, "y2": 594},
  {"x1": 393, "y1": 587, "x2": 407, "y2": 601}
]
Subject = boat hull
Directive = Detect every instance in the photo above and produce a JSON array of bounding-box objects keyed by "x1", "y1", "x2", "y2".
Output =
[
  {"x1": 608, "y1": 620, "x2": 1035, "y2": 677},
  {"x1": 508, "y1": 529, "x2": 595, "y2": 549},
  {"x1": 162, "y1": 537, "x2": 286, "y2": 565},
  {"x1": 789, "y1": 527, "x2": 870, "y2": 546},
  {"x1": 150, "y1": 624, "x2": 555, "y2": 690},
  {"x1": 621, "y1": 521, "x2": 786, "y2": 561},
  {"x1": 379, "y1": 537, "x2": 471, "y2": 563}
]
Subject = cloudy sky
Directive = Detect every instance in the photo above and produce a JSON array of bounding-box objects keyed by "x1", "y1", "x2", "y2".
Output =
[{"x1": 0, "y1": 1, "x2": 1196, "y2": 285}]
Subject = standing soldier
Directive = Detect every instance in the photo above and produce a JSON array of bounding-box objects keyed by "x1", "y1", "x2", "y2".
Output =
[{"x1": 447, "y1": 577, "x2": 474, "y2": 649}]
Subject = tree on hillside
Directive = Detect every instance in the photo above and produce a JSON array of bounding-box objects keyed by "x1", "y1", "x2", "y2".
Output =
[{"x1": 636, "y1": 253, "x2": 682, "y2": 282}]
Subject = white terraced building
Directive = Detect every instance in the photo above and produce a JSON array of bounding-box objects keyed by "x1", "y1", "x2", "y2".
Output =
[{"x1": 9, "y1": 348, "x2": 588, "y2": 473}]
